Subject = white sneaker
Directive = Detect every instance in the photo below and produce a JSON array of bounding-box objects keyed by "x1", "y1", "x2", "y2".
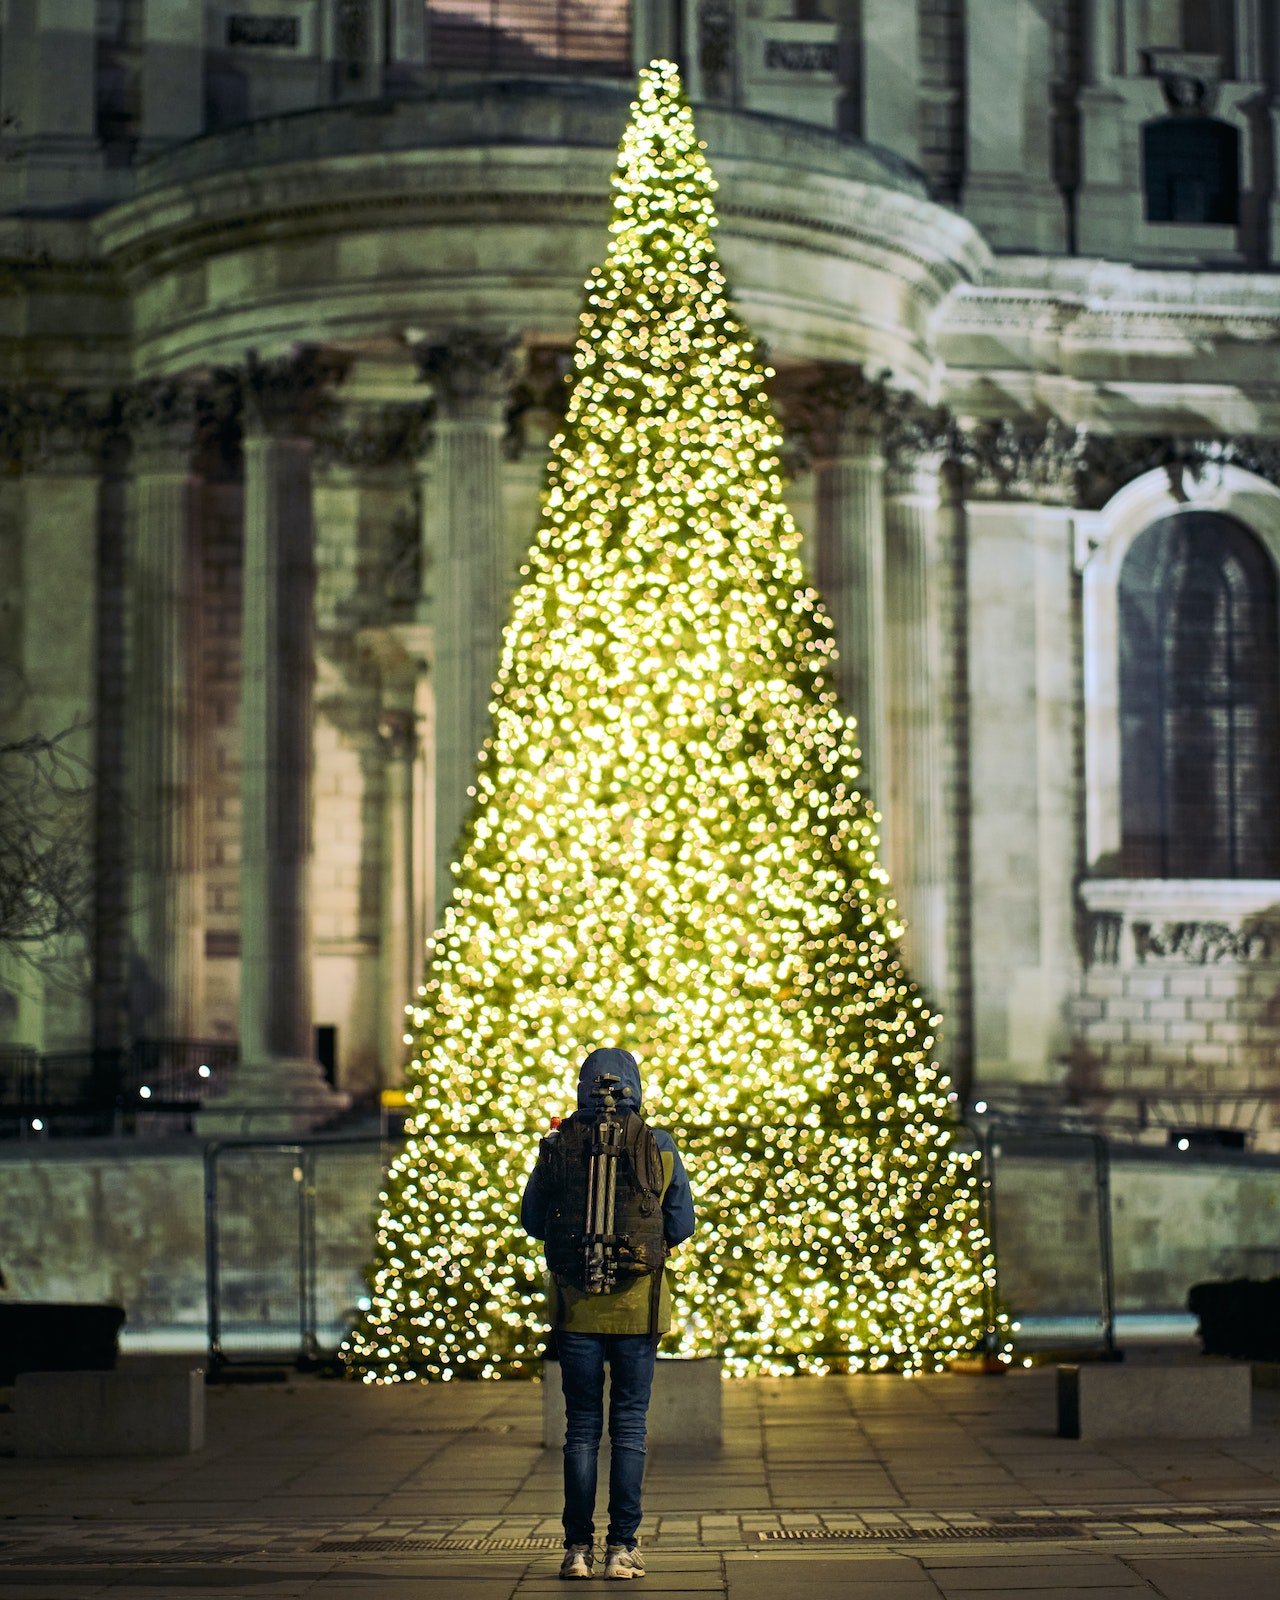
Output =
[
  {"x1": 559, "y1": 1543, "x2": 595, "y2": 1579},
  {"x1": 604, "y1": 1544, "x2": 645, "y2": 1579}
]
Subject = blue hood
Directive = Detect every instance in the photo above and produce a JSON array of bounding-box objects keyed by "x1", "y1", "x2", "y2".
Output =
[{"x1": 577, "y1": 1047, "x2": 642, "y2": 1114}]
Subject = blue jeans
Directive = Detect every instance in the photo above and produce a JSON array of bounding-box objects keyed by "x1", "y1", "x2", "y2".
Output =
[{"x1": 558, "y1": 1332, "x2": 656, "y2": 1550}]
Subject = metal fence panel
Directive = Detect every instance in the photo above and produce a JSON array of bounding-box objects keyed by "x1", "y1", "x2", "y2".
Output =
[
  {"x1": 978, "y1": 1128, "x2": 1118, "y2": 1353},
  {"x1": 310, "y1": 1143, "x2": 388, "y2": 1352},
  {"x1": 205, "y1": 1137, "x2": 388, "y2": 1369}
]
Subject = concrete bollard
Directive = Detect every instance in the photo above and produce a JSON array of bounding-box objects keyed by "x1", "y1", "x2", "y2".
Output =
[
  {"x1": 543, "y1": 1356, "x2": 722, "y2": 1449},
  {"x1": 1057, "y1": 1362, "x2": 1251, "y2": 1440},
  {"x1": 15, "y1": 1369, "x2": 206, "y2": 1456}
]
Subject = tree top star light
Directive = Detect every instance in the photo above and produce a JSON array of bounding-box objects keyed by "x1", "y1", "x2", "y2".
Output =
[{"x1": 343, "y1": 59, "x2": 995, "y2": 1383}]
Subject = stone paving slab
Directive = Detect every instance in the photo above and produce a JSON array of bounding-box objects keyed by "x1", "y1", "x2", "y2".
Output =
[{"x1": 1, "y1": 1367, "x2": 1279, "y2": 1594}]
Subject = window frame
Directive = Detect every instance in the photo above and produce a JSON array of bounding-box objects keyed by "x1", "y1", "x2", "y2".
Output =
[{"x1": 1078, "y1": 464, "x2": 1280, "y2": 878}]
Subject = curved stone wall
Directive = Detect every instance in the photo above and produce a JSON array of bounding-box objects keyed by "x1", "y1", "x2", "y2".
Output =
[{"x1": 96, "y1": 80, "x2": 986, "y2": 384}]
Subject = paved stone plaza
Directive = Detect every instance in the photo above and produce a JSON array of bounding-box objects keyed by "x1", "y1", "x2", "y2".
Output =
[{"x1": 1, "y1": 1365, "x2": 1278, "y2": 1598}]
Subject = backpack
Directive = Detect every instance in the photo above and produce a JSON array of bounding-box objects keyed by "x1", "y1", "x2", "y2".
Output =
[{"x1": 537, "y1": 1107, "x2": 667, "y2": 1295}]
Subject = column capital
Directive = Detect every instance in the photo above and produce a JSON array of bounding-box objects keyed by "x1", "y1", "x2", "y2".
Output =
[
  {"x1": 411, "y1": 328, "x2": 522, "y2": 421},
  {"x1": 242, "y1": 346, "x2": 349, "y2": 440},
  {"x1": 883, "y1": 404, "x2": 963, "y2": 497},
  {"x1": 123, "y1": 379, "x2": 204, "y2": 475},
  {"x1": 13, "y1": 389, "x2": 113, "y2": 475},
  {"x1": 957, "y1": 417, "x2": 1086, "y2": 505},
  {"x1": 772, "y1": 363, "x2": 896, "y2": 466},
  {"x1": 313, "y1": 400, "x2": 432, "y2": 476}
]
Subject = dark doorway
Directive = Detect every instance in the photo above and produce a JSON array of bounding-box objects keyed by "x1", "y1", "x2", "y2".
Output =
[{"x1": 315, "y1": 1025, "x2": 338, "y2": 1086}]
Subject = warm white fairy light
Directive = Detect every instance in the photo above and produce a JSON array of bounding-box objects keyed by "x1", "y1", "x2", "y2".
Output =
[{"x1": 343, "y1": 60, "x2": 997, "y2": 1384}]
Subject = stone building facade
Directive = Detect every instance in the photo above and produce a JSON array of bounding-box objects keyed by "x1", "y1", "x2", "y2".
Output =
[{"x1": 4, "y1": 1, "x2": 1280, "y2": 1145}]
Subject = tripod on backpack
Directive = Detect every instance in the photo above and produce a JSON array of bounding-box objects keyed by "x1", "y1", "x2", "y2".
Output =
[
  {"x1": 582, "y1": 1072, "x2": 626, "y2": 1294},
  {"x1": 539, "y1": 1069, "x2": 668, "y2": 1337}
]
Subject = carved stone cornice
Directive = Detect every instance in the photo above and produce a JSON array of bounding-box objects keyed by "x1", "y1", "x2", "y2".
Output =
[
  {"x1": 411, "y1": 329, "x2": 522, "y2": 423},
  {"x1": 312, "y1": 401, "x2": 433, "y2": 475},
  {"x1": 242, "y1": 346, "x2": 349, "y2": 440},
  {"x1": 1071, "y1": 433, "x2": 1280, "y2": 511}
]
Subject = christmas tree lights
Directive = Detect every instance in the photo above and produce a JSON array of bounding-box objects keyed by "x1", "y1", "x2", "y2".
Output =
[{"x1": 344, "y1": 60, "x2": 995, "y2": 1383}]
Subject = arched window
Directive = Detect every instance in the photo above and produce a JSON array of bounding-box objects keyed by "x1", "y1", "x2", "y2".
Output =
[
  {"x1": 1119, "y1": 512, "x2": 1280, "y2": 878},
  {"x1": 1142, "y1": 117, "x2": 1239, "y2": 225}
]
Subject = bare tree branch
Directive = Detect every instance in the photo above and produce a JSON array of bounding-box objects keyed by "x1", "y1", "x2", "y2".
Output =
[{"x1": 0, "y1": 726, "x2": 94, "y2": 949}]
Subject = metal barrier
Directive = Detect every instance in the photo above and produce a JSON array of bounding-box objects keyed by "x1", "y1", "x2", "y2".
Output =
[
  {"x1": 979, "y1": 1123, "x2": 1118, "y2": 1357},
  {"x1": 978, "y1": 1114, "x2": 1280, "y2": 1355},
  {"x1": 204, "y1": 1136, "x2": 391, "y2": 1373}
]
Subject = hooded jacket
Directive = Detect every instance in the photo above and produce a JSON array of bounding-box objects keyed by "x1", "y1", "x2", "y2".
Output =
[{"x1": 520, "y1": 1047, "x2": 696, "y2": 1335}]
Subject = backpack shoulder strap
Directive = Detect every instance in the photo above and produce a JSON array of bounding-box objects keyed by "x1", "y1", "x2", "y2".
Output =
[{"x1": 623, "y1": 1113, "x2": 665, "y2": 1199}]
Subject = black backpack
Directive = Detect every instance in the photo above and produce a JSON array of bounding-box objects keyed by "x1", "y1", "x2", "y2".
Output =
[{"x1": 537, "y1": 1106, "x2": 667, "y2": 1295}]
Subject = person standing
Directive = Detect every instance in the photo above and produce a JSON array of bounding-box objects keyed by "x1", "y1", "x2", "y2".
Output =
[{"x1": 522, "y1": 1046, "x2": 696, "y2": 1580}]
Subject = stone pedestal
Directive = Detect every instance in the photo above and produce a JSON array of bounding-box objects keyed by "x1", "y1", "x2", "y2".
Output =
[
  {"x1": 1057, "y1": 1363, "x2": 1251, "y2": 1441},
  {"x1": 413, "y1": 331, "x2": 519, "y2": 922},
  {"x1": 542, "y1": 1356, "x2": 723, "y2": 1450},
  {"x1": 124, "y1": 382, "x2": 206, "y2": 1041},
  {"x1": 198, "y1": 350, "x2": 348, "y2": 1136},
  {"x1": 16, "y1": 1369, "x2": 206, "y2": 1457}
]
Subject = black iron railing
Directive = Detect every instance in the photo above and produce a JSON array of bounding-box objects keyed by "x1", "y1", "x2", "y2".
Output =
[{"x1": 0, "y1": 1040, "x2": 238, "y2": 1136}]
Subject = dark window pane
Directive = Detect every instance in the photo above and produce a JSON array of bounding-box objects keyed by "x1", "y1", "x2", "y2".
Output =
[
  {"x1": 427, "y1": 0, "x2": 632, "y2": 75},
  {"x1": 1142, "y1": 117, "x2": 1239, "y2": 225},
  {"x1": 1119, "y1": 512, "x2": 1280, "y2": 878}
]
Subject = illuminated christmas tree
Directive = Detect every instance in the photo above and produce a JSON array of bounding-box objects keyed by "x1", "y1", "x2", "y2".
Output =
[{"x1": 344, "y1": 60, "x2": 993, "y2": 1383}]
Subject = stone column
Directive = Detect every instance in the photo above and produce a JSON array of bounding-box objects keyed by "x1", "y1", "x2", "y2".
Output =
[
  {"x1": 787, "y1": 367, "x2": 890, "y2": 816},
  {"x1": 389, "y1": 0, "x2": 427, "y2": 70},
  {"x1": 139, "y1": 0, "x2": 202, "y2": 147},
  {"x1": 885, "y1": 449, "x2": 950, "y2": 1010},
  {"x1": 123, "y1": 380, "x2": 206, "y2": 1043},
  {"x1": 200, "y1": 349, "x2": 349, "y2": 1134},
  {"x1": 861, "y1": 0, "x2": 922, "y2": 164},
  {"x1": 17, "y1": 392, "x2": 107, "y2": 1050},
  {"x1": 412, "y1": 331, "x2": 519, "y2": 922},
  {"x1": 0, "y1": 0, "x2": 98, "y2": 211},
  {"x1": 377, "y1": 700, "x2": 422, "y2": 1083},
  {"x1": 1085, "y1": 0, "x2": 1119, "y2": 81},
  {"x1": 964, "y1": 0, "x2": 1064, "y2": 252}
]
